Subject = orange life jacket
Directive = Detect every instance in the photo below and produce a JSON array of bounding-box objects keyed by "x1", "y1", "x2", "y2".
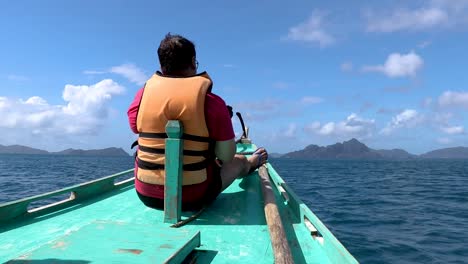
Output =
[{"x1": 136, "y1": 71, "x2": 214, "y2": 186}]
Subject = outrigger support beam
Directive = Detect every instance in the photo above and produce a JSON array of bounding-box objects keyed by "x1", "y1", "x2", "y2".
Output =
[{"x1": 259, "y1": 165, "x2": 293, "y2": 264}]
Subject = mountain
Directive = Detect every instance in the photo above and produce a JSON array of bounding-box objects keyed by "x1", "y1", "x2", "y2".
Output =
[
  {"x1": 0, "y1": 145, "x2": 129, "y2": 156},
  {"x1": 0, "y1": 144, "x2": 48, "y2": 155},
  {"x1": 420, "y1": 147, "x2": 468, "y2": 159},
  {"x1": 283, "y1": 138, "x2": 381, "y2": 159},
  {"x1": 269, "y1": 152, "x2": 283, "y2": 158},
  {"x1": 372, "y1": 149, "x2": 416, "y2": 159},
  {"x1": 53, "y1": 147, "x2": 129, "y2": 156},
  {"x1": 283, "y1": 139, "x2": 468, "y2": 160}
]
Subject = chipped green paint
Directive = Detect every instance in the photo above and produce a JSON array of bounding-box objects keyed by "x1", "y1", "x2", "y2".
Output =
[
  {"x1": 164, "y1": 120, "x2": 184, "y2": 224},
  {"x1": 5, "y1": 221, "x2": 200, "y2": 263},
  {"x1": 0, "y1": 143, "x2": 358, "y2": 263}
]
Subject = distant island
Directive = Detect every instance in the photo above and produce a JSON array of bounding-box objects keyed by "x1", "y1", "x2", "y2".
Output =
[
  {"x1": 3, "y1": 140, "x2": 467, "y2": 159},
  {"x1": 279, "y1": 139, "x2": 468, "y2": 160},
  {"x1": 0, "y1": 144, "x2": 130, "y2": 157}
]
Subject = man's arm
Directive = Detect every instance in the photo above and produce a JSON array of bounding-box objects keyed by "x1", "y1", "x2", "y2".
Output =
[
  {"x1": 204, "y1": 93, "x2": 236, "y2": 161},
  {"x1": 127, "y1": 88, "x2": 144, "y2": 134},
  {"x1": 215, "y1": 138, "x2": 236, "y2": 163}
]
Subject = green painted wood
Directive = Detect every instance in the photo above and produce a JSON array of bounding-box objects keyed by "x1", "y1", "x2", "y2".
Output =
[
  {"x1": 0, "y1": 143, "x2": 358, "y2": 263},
  {"x1": 164, "y1": 120, "x2": 183, "y2": 224},
  {"x1": 5, "y1": 220, "x2": 200, "y2": 263},
  {"x1": 164, "y1": 230, "x2": 201, "y2": 264},
  {"x1": 0, "y1": 169, "x2": 134, "y2": 224}
]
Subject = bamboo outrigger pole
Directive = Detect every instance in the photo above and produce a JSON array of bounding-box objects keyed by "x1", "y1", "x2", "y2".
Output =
[{"x1": 258, "y1": 165, "x2": 294, "y2": 264}]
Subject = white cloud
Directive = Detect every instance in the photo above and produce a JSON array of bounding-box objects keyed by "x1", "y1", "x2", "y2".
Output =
[
  {"x1": 430, "y1": 111, "x2": 465, "y2": 135},
  {"x1": 268, "y1": 123, "x2": 299, "y2": 142},
  {"x1": 418, "y1": 40, "x2": 432, "y2": 49},
  {"x1": 432, "y1": 0, "x2": 468, "y2": 18},
  {"x1": 365, "y1": 1, "x2": 468, "y2": 33},
  {"x1": 0, "y1": 79, "x2": 124, "y2": 136},
  {"x1": 433, "y1": 112, "x2": 453, "y2": 124},
  {"x1": 305, "y1": 121, "x2": 321, "y2": 131},
  {"x1": 284, "y1": 11, "x2": 334, "y2": 47},
  {"x1": 301, "y1": 96, "x2": 323, "y2": 105},
  {"x1": 363, "y1": 52, "x2": 423, "y2": 78},
  {"x1": 366, "y1": 8, "x2": 448, "y2": 33},
  {"x1": 0, "y1": 97, "x2": 10, "y2": 109},
  {"x1": 83, "y1": 70, "x2": 106, "y2": 75},
  {"x1": 440, "y1": 125, "x2": 464, "y2": 135},
  {"x1": 393, "y1": 110, "x2": 420, "y2": 125},
  {"x1": 438, "y1": 91, "x2": 468, "y2": 108},
  {"x1": 340, "y1": 62, "x2": 353, "y2": 72},
  {"x1": 84, "y1": 63, "x2": 148, "y2": 85},
  {"x1": 109, "y1": 64, "x2": 148, "y2": 85},
  {"x1": 380, "y1": 109, "x2": 423, "y2": 135},
  {"x1": 234, "y1": 99, "x2": 283, "y2": 121},
  {"x1": 24, "y1": 96, "x2": 48, "y2": 105},
  {"x1": 272, "y1": 82, "x2": 290, "y2": 90},
  {"x1": 422, "y1": 97, "x2": 433, "y2": 108},
  {"x1": 305, "y1": 113, "x2": 375, "y2": 138},
  {"x1": 283, "y1": 123, "x2": 297, "y2": 138},
  {"x1": 437, "y1": 137, "x2": 452, "y2": 144},
  {"x1": 62, "y1": 79, "x2": 124, "y2": 116},
  {"x1": 7, "y1": 74, "x2": 29, "y2": 81}
]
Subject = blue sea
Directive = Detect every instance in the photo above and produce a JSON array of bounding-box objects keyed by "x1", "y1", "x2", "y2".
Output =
[{"x1": 1, "y1": 154, "x2": 467, "y2": 264}]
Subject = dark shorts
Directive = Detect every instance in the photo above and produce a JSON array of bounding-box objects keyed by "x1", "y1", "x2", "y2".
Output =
[{"x1": 136, "y1": 164, "x2": 222, "y2": 211}]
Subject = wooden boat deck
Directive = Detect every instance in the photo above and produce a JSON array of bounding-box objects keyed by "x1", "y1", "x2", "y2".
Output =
[{"x1": 0, "y1": 144, "x2": 358, "y2": 263}]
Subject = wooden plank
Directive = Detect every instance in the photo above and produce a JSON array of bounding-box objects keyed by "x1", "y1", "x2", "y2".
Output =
[
  {"x1": 8, "y1": 221, "x2": 201, "y2": 263},
  {"x1": 164, "y1": 120, "x2": 184, "y2": 224},
  {"x1": 259, "y1": 165, "x2": 293, "y2": 264},
  {"x1": 164, "y1": 231, "x2": 201, "y2": 264}
]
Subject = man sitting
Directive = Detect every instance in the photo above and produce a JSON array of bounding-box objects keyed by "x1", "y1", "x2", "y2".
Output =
[{"x1": 127, "y1": 33, "x2": 268, "y2": 210}]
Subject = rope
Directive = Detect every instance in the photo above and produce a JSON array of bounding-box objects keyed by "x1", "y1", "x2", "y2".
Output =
[{"x1": 170, "y1": 206, "x2": 207, "y2": 228}]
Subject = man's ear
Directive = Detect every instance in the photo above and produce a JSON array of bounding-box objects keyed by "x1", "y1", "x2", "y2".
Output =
[{"x1": 192, "y1": 56, "x2": 197, "y2": 69}]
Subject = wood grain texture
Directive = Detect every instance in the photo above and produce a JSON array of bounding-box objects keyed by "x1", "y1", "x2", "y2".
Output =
[{"x1": 259, "y1": 165, "x2": 293, "y2": 264}]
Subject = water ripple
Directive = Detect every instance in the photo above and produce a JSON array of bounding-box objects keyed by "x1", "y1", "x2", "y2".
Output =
[
  {"x1": 1, "y1": 155, "x2": 467, "y2": 263},
  {"x1": 270, "y1": 158, "x2": 468, "y2": 264},
  {"x1": 0, "y1": 154, "x2": 134, "y2": 205}
]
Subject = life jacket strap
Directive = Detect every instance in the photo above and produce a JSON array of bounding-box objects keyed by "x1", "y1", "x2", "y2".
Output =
[
  {"x1": 136, "y1": 157, "x2": 209, "y2": 171},
  {"x1": 139, "y1": 132, "x2": 213, "y2": 143},
  {"x1": 138, "y1": 145, "x2": 211, "y2": 157}
]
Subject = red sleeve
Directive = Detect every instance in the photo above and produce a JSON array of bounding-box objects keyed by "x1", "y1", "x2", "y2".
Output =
[
  {"x1": 205, "y1": 93, "x2": 235, "y2": 141},
  {"x1": 127, "y1": 87, "x2": 144, "y2": 134}
]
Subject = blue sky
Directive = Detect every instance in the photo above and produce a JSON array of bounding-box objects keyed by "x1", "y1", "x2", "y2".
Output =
[{"x1": 1, "y1": 0, "x2": 468, "y2": 154}]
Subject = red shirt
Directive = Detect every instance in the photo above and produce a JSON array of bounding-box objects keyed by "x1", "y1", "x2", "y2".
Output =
[{"x1": 127, "y1": 87, "x2": 234, "y2": 202}]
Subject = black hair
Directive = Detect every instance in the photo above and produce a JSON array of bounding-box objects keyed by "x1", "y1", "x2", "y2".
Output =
[{"x1": 157, "y1": 33, "x2": 196, "y2": 75}]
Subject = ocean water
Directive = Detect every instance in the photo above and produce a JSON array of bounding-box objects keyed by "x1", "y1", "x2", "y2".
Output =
[
  {"x1": 269, "y1": 158, "x2": 468, "y2": 264},
  {"x1": 0, "y1": 154, "x2": 134, "y2": 205},
  {"x1": 1, "y1": 154, "x2": 467, "y2": 263}
]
